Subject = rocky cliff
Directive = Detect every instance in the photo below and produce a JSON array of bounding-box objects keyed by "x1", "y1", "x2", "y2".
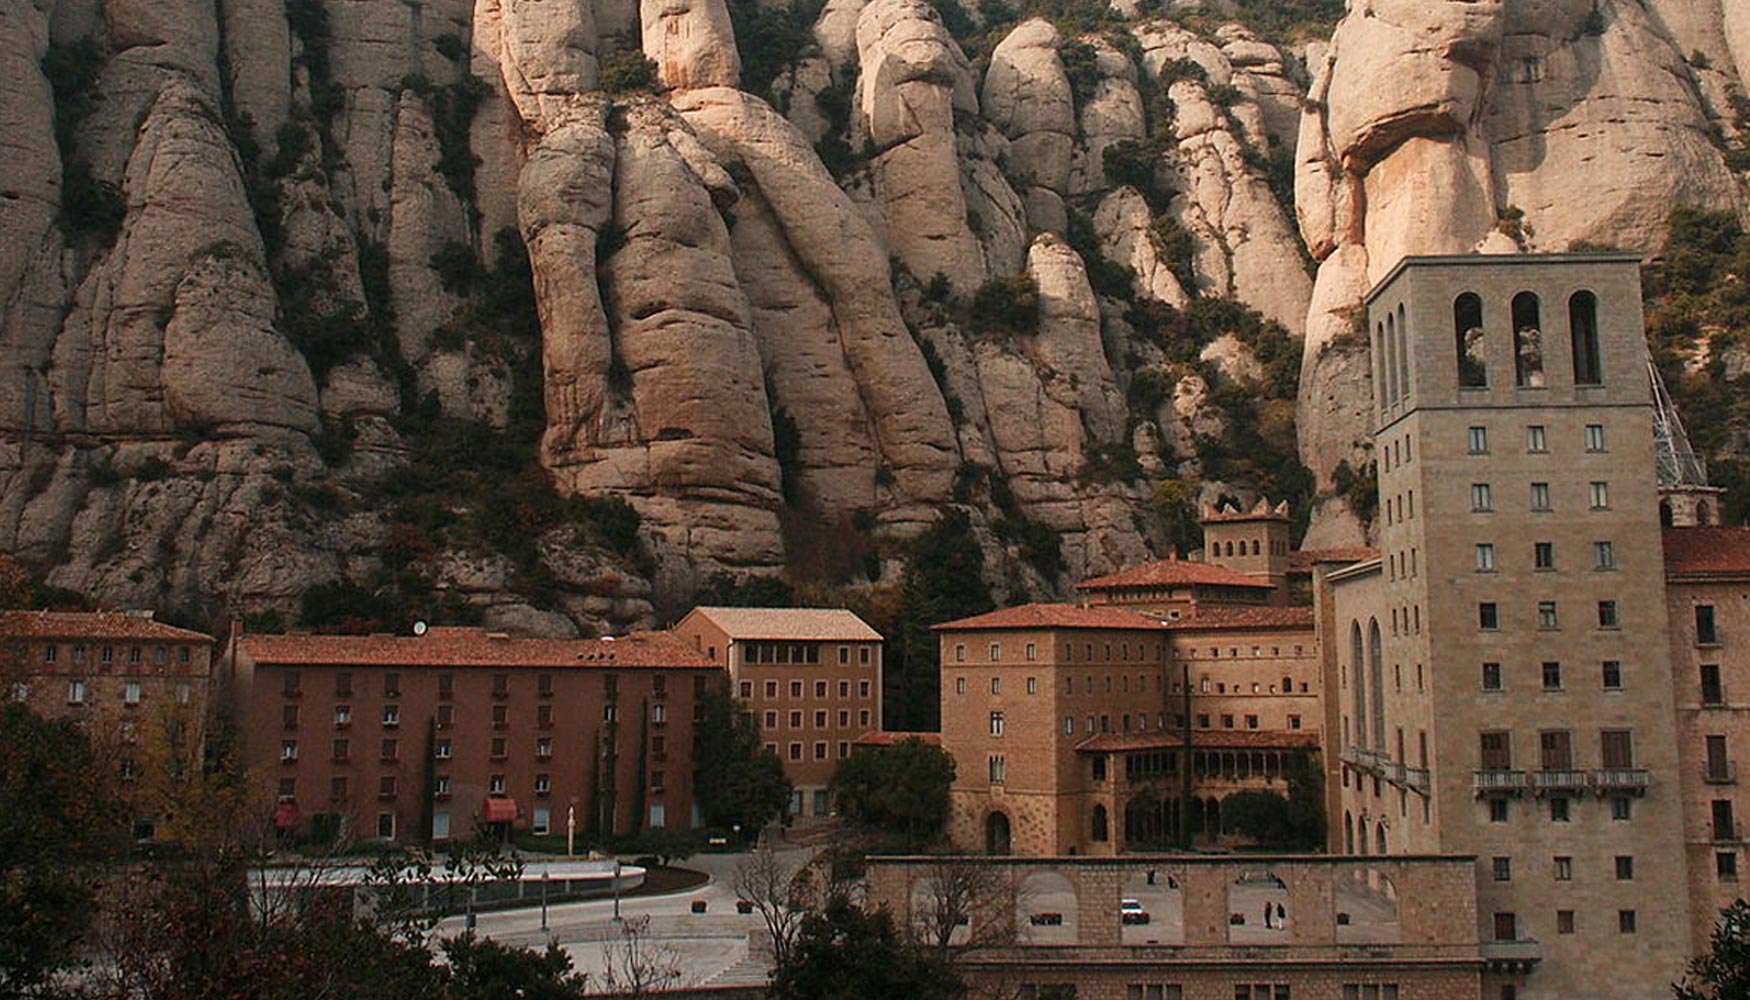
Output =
[{"x1": 0, "y1": 0, "x2": 1744, "y2": 634}]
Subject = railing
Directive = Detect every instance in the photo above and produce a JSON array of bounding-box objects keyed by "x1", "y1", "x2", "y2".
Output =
[
  {"x1": 1591, "y1": 768, "x2": 1650, "y2": 794},
  {"x1": 1705, "y1": 764, "x2": 1736, "y2": 785},
  {"x1": 1404, "y1": 767, "x2": 1431, "y2": 793},
  {"x1": 1383, "y1": 762, "x2": 1407, "y2": 785},
  {"x1": 1481, "y1": 938, "x2": 1543, "y2": 969},
  {"x1": 1473, "y1": 770, "x2": 1530, "y2": 795},
  {"x1": 1530, "y1": 769, "x2": 1589, "y2": 794}
]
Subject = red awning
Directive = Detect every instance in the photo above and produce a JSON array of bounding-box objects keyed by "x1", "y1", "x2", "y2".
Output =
[
  {"x1": 483, "y1": 797, "x2": 517, "y2": 823},
  {"x1": 273, "y1": 801, "x2": 301, "y2": 830}
]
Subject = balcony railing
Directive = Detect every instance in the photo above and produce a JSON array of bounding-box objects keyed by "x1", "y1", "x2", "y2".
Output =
[
  {"x1": 1473, "y1": 769, "x2": 1530, "y2": 795},
  {"x1": 1383, "y1": 761, "x2": 1407, "y2": 785},
  {"x1": 1530, "y1": 769, "x2": 1589, "y2": 794},
  {"x1": 1481, "y1": 938, "x2": 1543, "y2": 970},
  {"x1": 1591, "y1": 768, "x2": 1650, "y2": 794},
  {"x1": 1705, "y1": 764, "x2": 1736, "y2": 785},
  {"x1": 1404, "y1": 767, "x2": 1431, "y2": 793}
]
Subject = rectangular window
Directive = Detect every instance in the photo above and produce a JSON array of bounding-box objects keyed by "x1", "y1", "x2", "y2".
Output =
[
  {"x1": 124, "y1": 682, "x2": 143, "y2": 705},
  {"x1": 1534, "y1": 542, "x2": 1554, "y2": 570},
  {"x1": 382, "y1": 705, "x2": 399, "y2": 727},
  {"x1": 1613, "y1": 797, "x2": 1633, "y2": 820},
  {"x1": 1475, "y1": 544, "x2": 1496, "y2": 571},
  {"x1": 334, "y1": 705, "x2": 351, "y2": 727},
  {"x1": 1025, "y1": 643, "x2": 1037, "y2": 661},
  {"x1": 789, "y1": 743, "x2": 802, "y2": 761},
  {"x1": 814, "y1": 710, "x2": 826, "y2": 728},
  {"x1": 789, "y1": 710, "x2": 802, "y2": 728},
  {"x1": 1586, "y1": 424, "x2": 1606, "y2": 451},
  {"x1": 490, "y1": 737, "x2": 507, "y2": 758},
  {"x1": 1554, "y1": 856, "x2": 1573, "y2": 881},
  {"x1": 1493, "y1": 913, "x2": 1517, "y2": 941},
  {"x1": 1538, "y1": 602, "x2": 1559, "y2": 629},
  {"x1": 1550, "y1": 797, "x2": 1571, "y2": 822},
  {"x1": 1590, "y1": 481, "x2": 1610, "y2": 509},
  {"x1": 332, "y1": 739, "x2": 350, "y2": 762},
  {"x1": 653, "y1": 704, "x2": 667, "y2": 723},
  {"x1": 1531, "y1": 482, "x2": 1551, "y2": 510},
  {"x1": 1598, "y1": 601, "x2": 1619, "y2": 628},
  {"x1": 282, "y1": 671, "x2": 301, "y2": 697},
  {"x1": 989, "y1": 756, "x2": 1007, "y2": 784},
  {"x1": 492, "y1": 704, "x2": 509, "y2": 727},
  {"x1": 1602, "y1": 661, "x2": 1622, "y2": 690},
  {"x1": 538, "y1": 737, "x2": 553, "y2": 759},
  {"x1": 1027, "y1": 677, "x2": 1038, "y2": 695},
  {"x1": 538, "y1": 673, "x2": 553, "y2": 697},
  {"x1": 1715, "y1": 800, "x2": 1736, "y2": 840},
  {"x1": 489, "y1": 774, "x2": 506, "y2": 794},
  {"x1": 381, "y1": 738, "x2": 398, "y2": 761},
  {"x1": 1539, "y1": 730, "x2": 1572, "y2": 769},
  {"x1": 1482, "y1": 662, "x2": 1502, "y2": 690},
  {"x1": 1480, "y1": 731, "x2": 1512, "y2": 770},
  {"x1": 434, "y1": 739, "x2": 451, "y2": 759},
  {"x1": 1469, "y1": 426, "x2": 1489, "y2": 453},
  {"x1": 1615, "y1": 856, "x2": 1634, "y2": 880},
  {"x1": 1489, "y1": 799, "x2": 1509, "y2": 822},
  {"x1": 1471, "y1": 483, "x2": 1493, "y2": 512},
  {"x1": 437, "y1": 673, "x2": 452, "y2": 698},
  {"x1": 1698, "y1": 605, "x2": 1720, "y2": 644},
  {"x1": 1542, "y1": 662, "x2": 1563, "y2": 690},
  {"x1": 1492, "y1": 857, "x2": 1512, "y2": 881},
  {"x1": 989, "y1": 712, "x2": 1005, "y2": 736},
  {"x1": 1619, "y1": 911, "x2": 1637, "y2": 934},
  {"x1": 1479, "y1": 603, "x2": 1499, "y2": 629},
  {"x1": 280, "y1": 740, "x2": 298, "y2": 762},
  {"x1": 1703, "y1": 664, "x2": 1725, "y2": 704},
  {"x1": 1602, "y1": 730, "x2": 1635, "y2": 769},
  {"x1": 377, "y1": 813, "x2": 395, "y2": 839},
  {"x1": 989, "y1": 643, "x2": 1001, "y2": 661},
  {"x1": 332, "y1": 777, "x2": 349, "y2": 801},
  {"x1": 1719, "y1": 852, "x2": 1738, "y2": 879},
  {"x1": 991, "y1": 677, "x2": 1002, "y2": 695},
  {"x1": 383, "y1": 673, "x2": 399, "y2": 698},
  {"x1": 790, "y1": 681, "x2": 803, "y2": 698},
  {"x1": 859, "y1": 680, "x2": 871, "y2": 698},
  {"x1": 1526, "y1": 425, "x2": 1547, "y2": 451},
  {"x1": 535, "y1": 704, "x2": 552, "y2": 728},
  {"x1": 66, "y1": 679, "x2": 86, "y2": 704},
  {"x1": 1557, "y1": 911, "x2": 1575, "y2": 934},
  {"x1": 739, "y1": 681, "x2": 753, "y2": 699},
  {"x1": 1594, "y1": 541, "x2": 1615, "y2": 569},
  {"x1": 533, "y1": 807, "x2": 551, "y2": 835},
  {"x1": 814, "y1": 680, "x2": 827, "y2": 698}
]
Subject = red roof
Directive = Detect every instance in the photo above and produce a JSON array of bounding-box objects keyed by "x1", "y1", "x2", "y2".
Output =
[
  {"x1": 1076, "y1": 559, "x2": 1274, "y2": 592},
  {"x1": 1076, "y1": 730, "x2": 1321, "y2": 753},
  {"x1": 851, "y1": 731, "x2": 943, "y2": 747},
  {"x1": 238, "y1": 628, "x2": 714, "y2": 670},
  {"x1": 932, "y1": 604, "x2": 1164, "y2": 632},
  {"x1": 1287, "y1": 547, "x2": 1380, "y2": 575},
  {"x1": 0, "y1": 610, "x2": 211, "y2": 643},
  {"x1": 1163, "y1": 606, "x2": 1316, "y2": 632},
  {"x1": 1665, "y1": 527, "x2": 1750, "y2": 578}
]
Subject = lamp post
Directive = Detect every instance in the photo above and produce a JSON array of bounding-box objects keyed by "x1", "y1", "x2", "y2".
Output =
[
  {"x1": 612, "y1": 859, "x2": 622, "y2": 922},
  {"x1": 566, "y1": 805, "x2": 576, "y2": 859},
  {"x1": 540, "y1": 871, "x2": 550, "y2": 933}
]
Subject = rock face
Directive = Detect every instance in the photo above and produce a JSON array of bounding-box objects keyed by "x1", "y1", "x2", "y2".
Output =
[
  {"x1": 1294, "y1": 0, "x2": 1748, "y2": 544},
  {"x1": 0, "y1": 0, "x2": 1744, "y2": 627}
]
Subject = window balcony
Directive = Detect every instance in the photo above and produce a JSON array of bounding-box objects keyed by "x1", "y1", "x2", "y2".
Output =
[
  {"x1": 1481, "y1": 938, "x2": 1542, "y2": 972},
  {"x1": 1473, "y1": 770, "x2": 1530, "y2": 796},
  {"x1": 1404, "y1": 767, "x2": 1431, "y2": 794},
  {"x1": 1706, "y1": 764, "x2": 1736, "y2": 785},
  {"x1": 1591, "y1": 768, "x2": 1650, "y2": 795},
  {"x1": 1530, "y1": 769, "x2": 1589, "y2": 795}
]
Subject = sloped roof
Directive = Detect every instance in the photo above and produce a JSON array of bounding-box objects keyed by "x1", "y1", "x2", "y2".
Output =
[
  {"x1": 1287, "y1": 547, "x2": 1381, "y2": 575},
  {"x1": 0, "y1": 610, "x2": 211, "y2": 643},
  {"x1": 681, "y1": 607, "x2": 882, "y2": 641},
  {"x1": 239, "y1": 628, "x2": 714, "y2": 670},
  {"x1": 1665, "y1": 527, "x2": 1750, "y2": 578},
  {"x1": 1075, "y1": 730, "x2": 1321, "y2": 753},
  {"x1": 1162, "y1": 606, "x2": 1316, "y2": 632},
  {"x1": 932, "y1": 603, "x2": 1165, "y2": 632},
  {"x1": 1076, "y1": 559, "x2": 1275, "y2": 592}
]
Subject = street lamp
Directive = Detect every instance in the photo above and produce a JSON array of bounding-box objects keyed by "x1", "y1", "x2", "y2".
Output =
[
  {"x1": 540, "y1": 871, "x2": 550, "y2": 933},
  {"x1": 612, "y1": 858, "x2": 622, "y2": 922}
]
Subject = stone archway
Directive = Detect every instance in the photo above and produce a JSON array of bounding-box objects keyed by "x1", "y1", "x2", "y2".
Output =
[{"x1": 986, "y1": 811, "x2": 1012, "y2": 854}]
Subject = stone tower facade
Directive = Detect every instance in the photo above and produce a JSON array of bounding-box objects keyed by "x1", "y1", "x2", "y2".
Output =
[{"x1": 1330, "y1": 254, "x2": 1691, "y2": 1000}]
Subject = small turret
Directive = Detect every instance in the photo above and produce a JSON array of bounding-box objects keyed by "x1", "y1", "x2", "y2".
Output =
[{"x1": 1201, "y1": 498, "x2": 1292, "y2": 595}]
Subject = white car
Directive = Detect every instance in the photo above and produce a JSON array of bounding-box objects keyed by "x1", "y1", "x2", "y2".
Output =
[{"x1": 1120, "y1": 898, "x2": 1151, "y2": 925}]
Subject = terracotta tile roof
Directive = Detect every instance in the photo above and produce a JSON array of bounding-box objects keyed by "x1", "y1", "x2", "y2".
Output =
[
  {"x1": 1665, "y1": 527, "x2": 1750, "y2": 578},
  {"x1": 851, "y1": 731, "x2": 943, "y2": 747},
  {"x1": 1075, "y1": 729, "x2": 1321, "y2": 753},
  {"x1": 1076, "y1": 559, "x2": 1275, "y2": 592},
  {"x1": 238, "y1": 628, "x2": 714, "y2": 670},
  {"x1": 681, "y1": 607, "x2": 882, "y2": 641},
  {"x1": 0, "y1": 610, "x2": 211, "y2": 643},
  {"x1": 1162, "y1": 606, "x2": 1316, "y2": 632},
  {"x1": 1287, "y1": 547, "x2": 1380, "y2": 574},
  {"x1": 931, "y1": 603, "x2": 1165, "y2": 632}
]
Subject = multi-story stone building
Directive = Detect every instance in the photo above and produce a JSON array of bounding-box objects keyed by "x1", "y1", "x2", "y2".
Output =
[
  {"x1": 1326, "y1": 254, "x2": 1693, "y2": 1000},
  {"x1": 671, "y1": 606, "x2": 882, "y2": 821},
  {"x1": 226, "y1": 627, "x2": 717, "y2": 845},
  {"x1": 0, "y1": 610, "x2": 214, "y2": 840}
]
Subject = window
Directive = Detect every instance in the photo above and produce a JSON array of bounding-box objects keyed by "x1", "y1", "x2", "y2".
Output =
[
  {"x1": 282, "y1": 672, "x2": 301, "y2": 697},
  {"x1": 1557, "y1": 910, "x2": 1576, "y2": 934},
  {"x1": 66, "y1": 679, "x2": 86, "y2": 704},
  {"x1": 1482, "y1": 662, "x2": 1502, "y2": 691},
  {"x1": 490, "y1": 738, "x2": 506, "y2": 758},
  {"x1": 1475, "y1": 544, "x2": 1496, "y2": 571},
  {"x1": 125, "y1": 682, "x2": 143, "y2": 705},
  {"x1": 814, "y1": 680, "x2": 827, "y2": 698},
  {"x1": 739, "y1": 681, "x2": 753, "y2": 698},
  {"x1": 383, "y1": 673, "x2": 400, "y2": 698},
  {"x1": 1698, "y1": 605, "x2": 1720, "y2": 644},
  {"x1": 1540, "y1": 729, "x2": 1572, "y2": 769},
  {"x1": 1479, "y1": 603, "x2": 1499, "y2": 629},
  {"x1": 1538, "y1": 602, "x2": 1559, "y2": 629},
  {"x1": 1530, "y1": 482, "x2": 1551, "y2": 510},
  {"x1": 1027, "y1": 677, "x2": 1038, "y2": 695},
  {"x1": 1512, "y1": 292, "x2": 1545, "y2": 387},
  {"x1": 1703, "y1": 664, "x2": 1725, "y2": 704},
  {"x1": 1715, "y1": 800, "x2": 1737, "y2": 840},
  {"x1": 1550, "y1": 797, "x2": 1571, "y2": 822},
  {"x1": 1707, "y1": 735, "x2": 1731, "y2": 781},
  {"x1": 1246, "y1": 715, "x2": 1259, "y2": 729},
  {"x1": 1064, "y1": 717, "x2": 1074, "y2": 734},
  {"x1": 281, "y1": 740, "x2": 298, "y2": 762},
  {"x1": 991, "y1": 677, "x2": 1001, "y2": 695},
  {"x1": 377, "y1": 813, "x2": 395, "y2": 839},
  {"x1": 1554, "y1": 856, "x2": 1573, "y2": 881},
  {"x1": 1232, "y1": 987, "x2": 1289, "y2": 1000},
  {"x1": 1469, "y1": 426, "x2": 1489, "y2": 453},
  {"x1": 954, "y1": 645, "x2": 966, "y2": 663},
  {"x1": 1618, "y1": 910, "x2": 1637, "y2": 934},
  {"x1": 1025, "y1": 643, "x2": 1037, "y2": 661},
  {"x1": 1601, "y1": 730, "x2": 1635, "y2": 769},
  {"x1": 382, "y1": 705, "x2": 400, "y2": 727},
  {"x1": 1532, "y1": 541, "x2": 1554, "y2": 570},
  {"x1": 1541, "y1": 662, "x2": 1562, "y2": 690},
  {"x1": 434, "y1": 739, "x2": 451, "y2": 759},
  {"x1": 1489, "y1": 799, "x2": 1510, "y2": 822},
  {"x1": 1719, "y1": 852, "x2": 1738, "y2": 879},
  {"x1": 764, "y1": 680, "x2": 777, "y2": 698},
  {"x1": 332, "y1": 739, "x2": 350, "y2": 762},
  {"x1": 1570, "y1": 291, "x2": 1602, "y2": 384},
  {"x1": 989, "y1": 712, "x2": 1005, "y2": 736},
  {"x1": 1480, "y1": 731, "x2": 1512, "y2": 770},
  {"x1": 1492, "y1": 857, "x2": 1512, "y2": 881},
  {"x1": 989, "y1": 643, "x2": 1001, "y2": 661},
  {"x1": 538, "y1": 673, "x2": 553, "y2": 697},
  {"x1": 1615, "y1": 856, "x2": 1634, "y2": 880},
  {"x1": 379, "y1": 738, "x2": 398, "y2": 761},
  {"x1": 1456, "y1": 292, "x2": 1487, "y2": 386},
  {"x1": 1612, "y1": 797, "x2": 1633, "y2": 820},
  {"x1": 789, "y1": 710, "x2": 802, "y2": 728},
  {"x1": 788, "y1": 743, "x2": 802, "y2": 761},
  {"x1": 955, "y1": 677, "x2": 967, "y2": 695},
  {"x1": 535, "y1": 704, "x2": 552, "y2": 728},
  {"x1": 176, "y1": 682, "x2": 190, "y2": 704},
  {"x1": 100, "y1": 647, "x2": 112, "y2": 664},
  {"x1": 859, "y1": 680, "x2": 871, "y2": 698},
  {"x1": 1526, "y1": 425, "x2": 1547, "y2": 451},
  {"x1": 790, "y1": 681, "x2": 803, "y2": 698},
  {"x1": 1586, "y1": 424, "x2": 1606, "y2": 451},
  {"x1": 492, "y1": 704, "x2": 509, "y2": 727},
  {"x1": 333, "y1": 777, "x2": 350, "y2": 801},
  {"x1": 814, "y1": 710, "x2": 826, "y2": 728},
  {"x1": 334, "y1": 705, "x2": 351, "y2": 727},
  {"x1": 989, "y1": 756, "x2": 1007, "y2": 784},
  {"x1": 1602, "y1": 661, "x2": 1622, "y2": 690},
  {"x1": 652, "y1": 704, "x2": 667, "y2": 723},
  {"x1": 532, "y1": 807, "x2": 551, "y2": 835},
  {"x1": 1598, "y1": 601, "x2": 1619, "y2": 628},
  {"x1": 1493, "y1": 912, "x2": 1518, "y2": 941},
  {"x1": 1590, "y1": 481, "x2": 1610, "y2": 510},
  {"x1": 1471, "y1": 483, "x2": 1493, "y2": 512}
]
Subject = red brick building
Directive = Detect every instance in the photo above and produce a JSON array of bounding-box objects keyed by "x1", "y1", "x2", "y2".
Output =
[{"x1": 225, "y1": 627, "x2": 718, "y2": 845}]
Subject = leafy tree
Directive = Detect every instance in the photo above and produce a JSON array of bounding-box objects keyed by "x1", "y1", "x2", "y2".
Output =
[
  {"x1": 769, "y1": 896, "x2": 965, "y2": 1000},
  {"x1": 829, "y1": 738, "x2": 956, "y2": 843},
  {"x1": 445, "y1": 933, "x2": 589, "y2": 1000},
  {"x1": 1214, "y1": 755, "x2": 1325, "y2": 850},
  {"x1": 1676, "y1": 899, "x2": 1750, "y2": 1000},
  {"x1": 890, "y1": 511, "x2": 992, "y2": 731},
  {"x1": 694, "y1": 687, "x2": 792, "y2": 835},
  {"x1": 969, "y1": 275, "x2": 1039, "y2": 334}
]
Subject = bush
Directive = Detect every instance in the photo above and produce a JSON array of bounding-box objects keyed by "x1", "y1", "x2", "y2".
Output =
[
  {"x1": 598, "y1": 50, "x2": 660, "y2": 95},
  {"x1": 969, "y1": 274, "x2": 1039, "y2": 334},
  {"x1": 430, "y1": 241, "x2": 484, "y2": 295}
]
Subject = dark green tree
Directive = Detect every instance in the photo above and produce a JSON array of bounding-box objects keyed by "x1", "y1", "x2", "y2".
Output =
[
  {"x1": 829, "y1": 738, "x2": 957, "y2": 843},
  {"x1": 1676, "y1": 900, "x2": 1750, "y2": 1000},
  {"x1": 1213, "y1": 755, "x2": 1325, "y2": 850},
  {"x1": 768, "y1": 896, "x2": 965, "y2": 1000},
  {"x1": 890, "y1": 511, "x2": 993, "y2": 731},
  {"x1": 444, "y1": 933, "x2": 590, "y2": 1000},
  {"x1": 694, "y1": 687, "x2": 793, "y2": 835}
]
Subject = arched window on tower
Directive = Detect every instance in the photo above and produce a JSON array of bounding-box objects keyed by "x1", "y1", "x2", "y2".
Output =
[
  {"x1": 1455, "y1": 293, "x2": 1486, "y2": 387},
  {"x1": 1375, "y1": 321, "x2": 1389, "y2": 409},
  {"x1": 1385, "y1": 310, "x2": 1399, "y2": 405},
  {"x1": 1368, "y1": 619, "x2": 1386, "y2": 750},
  {"x1": 1350, "y1": 622, "x2": 1366, "y2": 751},
  {"x1": 1396, "y1": 304, "x2": 1411, "y2": 400},
  {"x1": 1569, "y1": 291, "x2": 1602, "y2": 385},
  {"x1": 1512, "y1": 292, "x2": 1545, "y2": 388}
]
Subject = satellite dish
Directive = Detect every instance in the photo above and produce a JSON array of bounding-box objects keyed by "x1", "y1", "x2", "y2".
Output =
[{"x1": 412, "y1": 620, "x2": 429, "y2": 636}]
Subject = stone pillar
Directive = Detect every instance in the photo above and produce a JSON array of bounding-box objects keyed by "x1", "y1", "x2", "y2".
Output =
[
  {"x1": 1287, "y1": 862, "x2": 1337, "y2": 944},
  {"x1": 1181, "y1": 863, "x2": 1230, "y2": 946},
  {"x1": 1073, "y1": 865, "x2": 1123, "y2": 945}
]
